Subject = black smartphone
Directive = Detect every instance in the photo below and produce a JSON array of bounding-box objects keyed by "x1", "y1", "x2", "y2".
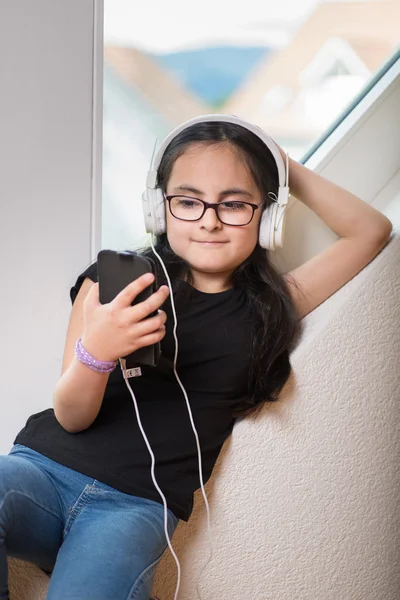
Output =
[{"x1": 97, "y1": 249, "x2": 161, "y2": 368}]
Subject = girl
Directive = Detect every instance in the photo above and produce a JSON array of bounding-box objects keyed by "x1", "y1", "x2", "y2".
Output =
[{"x1": 0, "y1": 116, "x2": 392, "y2": 600}]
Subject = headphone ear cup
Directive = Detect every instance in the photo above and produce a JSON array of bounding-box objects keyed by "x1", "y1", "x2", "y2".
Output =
[
  {"x1": 142, "y1": 189, "x2": 155, "y2": 234},
  {"x1": 273, "y1": 203, "x2": 287, "y2": 249},
  {"x1": 152, "y1": 188, "x2": 166, "y2": 235},
  {"x1": 258, "y1": 204, "x2": 276, "y2": 250},
  {"x1": 142, "y1": 188, "x2": 166, "y2": 235}
]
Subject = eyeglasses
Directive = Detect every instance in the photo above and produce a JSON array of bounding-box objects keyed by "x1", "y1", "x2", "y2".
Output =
[{"x1": 164, "y1": 195, "x2": 261, "y2": 226}]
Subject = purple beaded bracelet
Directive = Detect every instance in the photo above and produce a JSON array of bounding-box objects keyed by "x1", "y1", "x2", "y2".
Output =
[{"x1": 75, "y1": 337, "x2": 117, "y2": 374}]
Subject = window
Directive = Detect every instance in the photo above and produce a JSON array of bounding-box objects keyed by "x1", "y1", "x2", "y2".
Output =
[{"x1": 103, "y1": 0, "x2": 399, "y2": 249}]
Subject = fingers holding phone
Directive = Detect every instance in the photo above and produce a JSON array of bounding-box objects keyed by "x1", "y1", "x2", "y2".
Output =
[
  {"x1": 126, "y1": 301, "x2": 168, "y2": 349},
  {"x1": 109, "y1": 274, "x2": 170, "y2": 347},
  {"x1": 112, "y1": 273, "x2": 169, "y2": 319},
  {"x1": 82, "y1": 251, "x2": 169, "y2": 366}
]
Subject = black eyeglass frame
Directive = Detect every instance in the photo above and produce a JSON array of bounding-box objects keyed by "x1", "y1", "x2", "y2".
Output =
[{"x1": 164, "y1": 194, "x2": 261, "y2": 226}]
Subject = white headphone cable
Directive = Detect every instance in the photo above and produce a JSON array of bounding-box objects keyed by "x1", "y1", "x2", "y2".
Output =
[
  {"x1": 119, "y1": 356, "x2": 183, "y2": 600},
  {"x1": 150, "y1": 235, "x2": 214, "y2": 600},
  {"x1": 119, "y1": 235, "x2": 213, "y2": 600}
]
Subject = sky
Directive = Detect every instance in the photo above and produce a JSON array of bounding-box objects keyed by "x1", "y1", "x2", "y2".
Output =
[
  {"x1": 104, "y1": 0, "x2": 379, "y2": 53},
  {"x1": 103, "y1": 0, "x2": 321, "y2": 53}
]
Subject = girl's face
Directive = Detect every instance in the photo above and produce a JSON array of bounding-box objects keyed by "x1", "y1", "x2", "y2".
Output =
[{"x1": 165, "y1": 142, "x2": 263, "y2": 290}]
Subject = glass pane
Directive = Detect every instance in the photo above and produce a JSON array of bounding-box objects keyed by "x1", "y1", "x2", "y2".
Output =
[{"x1": 103, "y1": 0, "x2": 399, "y2": 249}]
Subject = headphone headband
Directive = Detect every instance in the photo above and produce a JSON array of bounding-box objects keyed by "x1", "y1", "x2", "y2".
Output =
[{"x1": 145, "y1": 113, "x2": 288, "y2": 190}]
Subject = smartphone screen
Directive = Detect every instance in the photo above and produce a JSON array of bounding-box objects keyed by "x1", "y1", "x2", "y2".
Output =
[{"x1": 97, "y1": 250, "x2": 161, "y2": 367}]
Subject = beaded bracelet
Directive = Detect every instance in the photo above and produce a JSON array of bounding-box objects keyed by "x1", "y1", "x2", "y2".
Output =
[{"x1": 75, "y1": 337, "x2": 117, "y2": 374}]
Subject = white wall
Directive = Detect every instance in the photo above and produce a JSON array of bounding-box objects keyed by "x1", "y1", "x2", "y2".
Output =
[{"x1": 0, "y1": 0, "x2": 103, "y2": 453}]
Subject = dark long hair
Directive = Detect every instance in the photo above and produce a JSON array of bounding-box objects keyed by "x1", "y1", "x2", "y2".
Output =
[{"x1": 143, "y1": 121, "x2": 304, "y2": 419}]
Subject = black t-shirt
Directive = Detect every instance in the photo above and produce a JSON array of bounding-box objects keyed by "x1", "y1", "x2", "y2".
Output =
[{"x1": 15, "y1": 260, "x2": 253, "y2": 521}]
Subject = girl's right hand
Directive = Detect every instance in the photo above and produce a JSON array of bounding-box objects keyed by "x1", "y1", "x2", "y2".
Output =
[{"x1": 80, "y1": 273, "x2": 170, "y2": 362}]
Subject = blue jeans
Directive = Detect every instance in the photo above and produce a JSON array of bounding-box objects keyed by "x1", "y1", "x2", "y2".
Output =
[{"x1": 0, "y1": 444, "x2": 179, "y2": 600}]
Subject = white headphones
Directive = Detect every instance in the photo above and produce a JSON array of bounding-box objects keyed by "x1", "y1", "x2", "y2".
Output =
[{"x1": 142, "y1": 114, "x2": 290, "y2": 250}]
